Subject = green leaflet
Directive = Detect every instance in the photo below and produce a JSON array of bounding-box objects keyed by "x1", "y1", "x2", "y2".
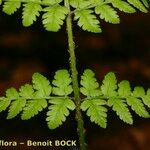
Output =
[
  {"x1": 19, "y1": 84, "x2": 34, "y2": 99},
  {"x1": 52, "y1": 70, "x2": 73, "y2": 96},
  {"x1": 6, "y1": 88, "x2": 19, "y2": 100},
  {"x1": 112, "y1": 0, "x2": 136, "y2": 13},
  {"x1": 133, "y1": 86, "x2": 145, "y2": 97},
  {"x1": 140, "y1": 89, "x2": 150, "y2": 108},
  {"x1": 127, "y1": 0, "x2": 147, "y2": 12},
  {"x1": 21, "y1": 99, "x2": 47, "y2": 120},
  {"x1": 0, "y1": 97, "x2": 11, "y2": 113},
  {"x1": 126, "y1": 97, "x2": 149, "y2": 118},
  {"x1": 22, "y1": 2, "x2": 42, "y2": 27},
  {"x1": 81, "y1": 99, "x2": 107, "y2": 128},
  {"x1": 80, "y1": 69, "x2": 102, "y2": 97},
  {"x1": 46, "y1": 98, "x2": 75, "y2": 129},
  {"x1": 42, "y1": 5, "x2": 68, "y2": 32},
  {"x1": 3, "y1": 0, "x2": 21, "y2": 15},
  {"x1": 108, "y1": 98, "x2": 133, "y2": 124},
  {"x1": 32, "y1": 73, "x2": 52, "y2": 97},
  {"x1": 118, "y1": 80, "x2": 131, "y2": 97},
  {"x1": 70, "y1": 0, "x2": 91, "y2": 9},
  {"x1": 141, "y1": 0, "x2": 149, "y2": 8},
  {"x1": 142, "y1": 95, "x2": 150, "y2": 108},
  {"x1": 90, "y1": 0, "x2": 104, "y2": 5},
  {"x1": 95, "y1": 4, "x2": 120, "y2": 24},
  {"x1": 101, "y1": 72, "x2": 117, "y2": 97},
  {"x1": 131, "y1": 87, "x2": 149, "y2": 114},
  {"x1": 74, "y1": 9, "x2": 101, "y2": 33},
  {"x1": 147, "y1": 89, "x2": 150, "y2": 96},
  {"x1": 42, "y1": 0, "x2": 63, "y2": 5},
  {"x1": 7, "y1": 99, "x2": 26, "y2": 119}
]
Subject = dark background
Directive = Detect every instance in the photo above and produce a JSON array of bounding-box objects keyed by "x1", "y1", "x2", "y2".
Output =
[{"x1": 0, "y1": 7, "x2": 150, "y2": 150}]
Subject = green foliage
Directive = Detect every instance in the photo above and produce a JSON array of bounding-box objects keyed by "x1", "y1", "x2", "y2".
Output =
[
  {"x1": 6, "y1": 88, "x2": 19, "y2": 99},
  {"x1": 118, "y1": 80, "x2": 131, "y2": 97},
  {"x1": 127, "y1": 0, "x2": 148, "y2": 12},
  {"x1": 3, "y1": 0, "x2": 21, "y2": 15},
  {"x1": 0, "y1": 69, "x2": 150, "y2": 129},
  {"x1": 19, "y1": 84, "x2": 34, "y2": 98},
  {"x1": 95, "y1": 4, "x2": 120, "y2": 24},
  {"x1": 108, "y1": 98, "x2": 133, "y2": 124},
  {"x1": 22, "y1": 2, "x2": 42, "y2": 27},
  {"x1": 32, "y1": 73, "x2": 52, "y2": 97},
  {"x1": 0, "y1": 97, "x2": 11, "y2": 113},
  {"x1": 141, "y1": 0, "x2": 149, "y2": 8},
  {"x1": 0, "y1": 70, "x2": 75, "y2": 129},
  {"x1": 126, "y1": 97, "x2": 149, "y2": 118},
  {"x1": 52, "y1": 70, "x2": 73, "y2": 96},
  {"x1": 7, "y1": 99, "x2": 26, "y2": 119},
  {"x1": 0, "y1": 0, "x2": 150, "y2": 128},
  {"x1": 111, "y1": 0, "x2": 136, "y2": 13},
  {"x1": 21, "y1": 99, "x2": 47, "y2": 120},
  {"x1": 74, "y1": 9, "x2": 101, "y2": 33},
  {"x1": 101, "y1": 72, "x2": 117, "y2": 97},
  {"x1": 142, "y1": 89, "x2": 150, "y2": 107},
  {"x1": 42, "y1": 5, "x2": 68, "y2": 32},
  {"x1": 81, "y1": 99, "x2": 107, "y2": 128},
  {"x1": 80, "y1": 69, "x2": 102, "y2": 97},
  {"x1": 81, "y1": 69, "x2": 150, "y2": 127},
  {"x1": 0, "y1": 0, "x2": 149, "y2": 32},
  {"x1": 42, "y1": 0, "x2": 63, "y2": 5},
  {"x1": 1, "y1": 0, "x2": 68, "y2": 32},
  {"x1": 70, "y1": 0, "x2": 91, "y2": 9},
  {"x1": 46, "y1": 98, "x2": 75, "y2": 129}
]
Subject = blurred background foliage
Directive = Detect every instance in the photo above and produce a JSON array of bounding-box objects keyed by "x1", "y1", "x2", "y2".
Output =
[{"x1": 0, "y1": 9, "x2": 150, "y2": 150}]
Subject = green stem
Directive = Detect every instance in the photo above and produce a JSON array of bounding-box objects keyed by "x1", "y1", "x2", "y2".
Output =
[{"x1": 65, "y1": 0, "x2": 86, "y2": 150}]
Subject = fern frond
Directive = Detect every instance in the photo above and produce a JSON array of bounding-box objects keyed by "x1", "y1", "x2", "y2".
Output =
[
  {"x1": 52, "y1": 70, "x2": 73, "y2": 96},
  {"x1": 95, "y1": 4, "x2": 120, "y2": 24},
  {"x1": 108, "y1": 98, "x2": 133, "y2": 124},
  {"x1": 21, "y1": 99, "x2": 47, "y2": 120},
  {"x1": 127, "y1": 0, "x2": 147, "y2": 12},
  {"x1": 80, "y1": 69, "x2": 102, "y2": 97},
  {"x1": 74, "y1": 9, "x2": 101, "y2": 33},
  {"x1": 46, "y1": 98, "x2": 75, "y2": 129},
  {"x1": 42, "y1": 5, "x2": 68, "y2": 32},
  {"x1": 81, "y1": 69, "x2": 150, "y2": 126},
  {"x1": 32, "y1": 73, "x2": 52, "y2": 97},
  {"x1": 112, "y1": 0, "x2": 136, "y2": 13},
  {"x1": 101, "y1": 72, "x2": 117, "y2": 97},
  {"x1": 3, "y1": 0, "x2": 21, "y2": 15},
  {"x1": 81, "y1": 99, "x2": 107, "y2": 128},
  {"x1": 22, "y1": 2, "x2": 42, "y2": 27},
  {"x1": 7, "y1": 99, "x2": 26, "y2": 119}
]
